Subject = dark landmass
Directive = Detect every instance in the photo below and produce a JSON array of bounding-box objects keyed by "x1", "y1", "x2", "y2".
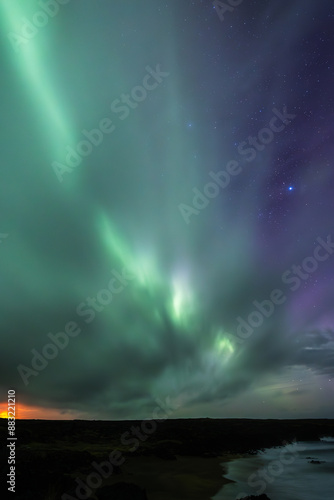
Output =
[
  {"x1": 1, "y1": 418, "x2": 333, "y2": 499},
  {"x1": 239, "y1": 495, "x2": 271, "y2": 500}
]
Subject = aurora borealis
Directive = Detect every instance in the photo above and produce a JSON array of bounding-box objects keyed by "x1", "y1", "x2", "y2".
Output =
[{"x1": 1, "y1": 0, "x2": 334, "y2": 420}]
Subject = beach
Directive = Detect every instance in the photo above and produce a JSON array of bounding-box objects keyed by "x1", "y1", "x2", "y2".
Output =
[{"x1": 89, "y1": 455, "x2": 236, "y2": 500}]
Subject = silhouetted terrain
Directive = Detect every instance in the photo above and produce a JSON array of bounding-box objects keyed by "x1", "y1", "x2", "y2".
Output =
[{"x1": 1, "y1": 418, "x2": 333, "y2": 499}]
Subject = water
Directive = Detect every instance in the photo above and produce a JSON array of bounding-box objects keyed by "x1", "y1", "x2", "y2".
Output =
[{"x1": 213, "y1": 438, "x2": 334, "y2": 500}]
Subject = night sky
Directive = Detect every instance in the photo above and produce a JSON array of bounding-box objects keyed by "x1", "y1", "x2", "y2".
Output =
[{"x1": 1, "y1": 0, "x2": 334, "y2": 420}]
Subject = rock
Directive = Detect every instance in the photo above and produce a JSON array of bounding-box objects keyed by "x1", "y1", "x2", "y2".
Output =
[
  {"x1": 97, "y1": 482, "x2": 148, "y2": 499},
  {"x1": 239, "y1": 495, "x2": 271, "y2": 500},
  {"x1": 155, "y1": 446, "x2": 177, "y2": 460}
]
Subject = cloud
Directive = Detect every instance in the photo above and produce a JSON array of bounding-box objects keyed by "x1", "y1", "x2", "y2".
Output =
[{"x1": 0, "y1": 0, "x2": 333, "y2": 419}]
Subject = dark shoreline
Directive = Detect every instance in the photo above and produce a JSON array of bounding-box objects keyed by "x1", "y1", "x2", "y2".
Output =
[{"x1": 1, "y1": 418, "x2": 333, "y2": 499}]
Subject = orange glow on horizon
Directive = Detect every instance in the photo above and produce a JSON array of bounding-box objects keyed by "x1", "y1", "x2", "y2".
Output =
[{"x1": 0, "y1": 403, "x2": 80, "y2": 420}]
